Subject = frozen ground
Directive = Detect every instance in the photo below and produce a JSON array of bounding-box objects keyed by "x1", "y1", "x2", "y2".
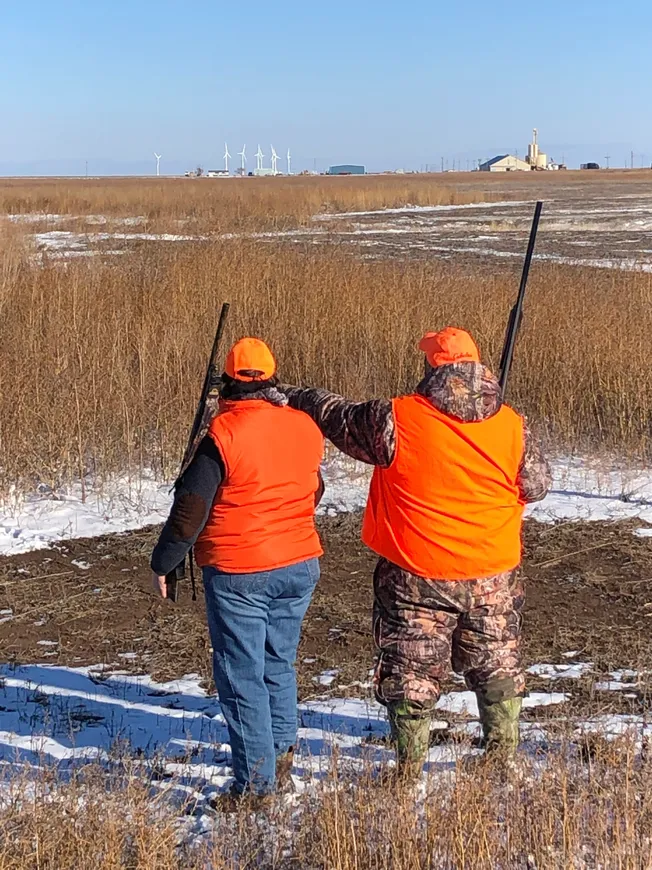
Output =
[
  {"x1": 0, "y1": 657, "x2": 641, "y2": 819},
  {"x1": 312, "y1": 191, "x2": 652, "y2": 271},
  {"x1": 1, "y1": 455, "x2": 652, "y2": 557},
  {"x1": 7, "y1": 184, "x2": 652, "y2": 272}
]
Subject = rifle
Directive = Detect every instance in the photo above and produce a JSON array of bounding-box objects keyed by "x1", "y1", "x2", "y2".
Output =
[
  {"x1": 498, "y1": 201, "x2": 543, "y2": 398},
  {"x1": 165, "y1": 302, "x2": 230, "y2": 602}
]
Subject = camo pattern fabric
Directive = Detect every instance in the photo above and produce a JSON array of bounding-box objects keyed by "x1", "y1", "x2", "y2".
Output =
[
  {"x1": 416, "y1": 361, "x2": 502, "y2": 422},
  {"x1": 372, "y1": 557, "x2": 526, "y2": 708},
  {"x1": 283, "y1": 387, "x2": 395, "y2": 467}
]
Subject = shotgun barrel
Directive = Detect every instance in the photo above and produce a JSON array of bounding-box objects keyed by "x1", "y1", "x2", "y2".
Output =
[
  {"x1": 498, "y1": 201, "x2": 543, "y2": 398},
  {"x1": 165, "y1": 301, "x2": 230, "y2": 601}
]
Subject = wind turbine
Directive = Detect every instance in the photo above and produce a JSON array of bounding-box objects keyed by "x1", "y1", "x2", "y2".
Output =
[
  {"x1": 224, "y1": 142, "x2": 231, "y2": 173},
  {"x1": 270, "y1": 145, "x2": 279, "y2": 175},
  {"x1": 154, "y1": 152, "x2": 162, "y2": 177},
  {"x1": 286, "y1": 148, "x2": 291, "y2": 176},
  {"x1": 256, "y1": 145, "x2": 264, "y2": 172},
  {"x1": 238, "y1": 144, "x2": 247, "y2": 174}
]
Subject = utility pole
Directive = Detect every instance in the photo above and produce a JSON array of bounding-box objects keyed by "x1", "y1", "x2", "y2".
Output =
[
  {"x1": 85, "y1": 160, "x2": 88, "y2": 178},
  {"x1": 631, "y1": 150, "x2": 634, "y2": 170},
  {"x1": 441, "y1": 156, "x2": 444, "y2": 173},
  {"x1": 604, "y1": 155, "x2": 611, "y2": 169}
]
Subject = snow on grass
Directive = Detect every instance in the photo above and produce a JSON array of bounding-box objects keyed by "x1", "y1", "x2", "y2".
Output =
[
  {"x1": 0, "y1": 473, "x2": 172, "y2": 556},
  {"x1": 315, "y1": 200, "x2": 530, "y2": 220},
  {"x1": 527, "y1": 662, "x2": 594, "y2": 680}
]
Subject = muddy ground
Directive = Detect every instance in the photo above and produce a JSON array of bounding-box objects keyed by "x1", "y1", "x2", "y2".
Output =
[{"x1": 2, "y1": 514, "x2": 652, "y2": 720}]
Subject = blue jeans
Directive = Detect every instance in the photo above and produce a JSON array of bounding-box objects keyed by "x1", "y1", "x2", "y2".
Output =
[{"x1": 203, "y1": 557, "x2": 320, "y2": 795}]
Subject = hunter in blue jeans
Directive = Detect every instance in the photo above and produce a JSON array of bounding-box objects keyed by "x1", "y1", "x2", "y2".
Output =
[
  {"x1": 203, "y1": 558, "x2": 320, "y2": 795},
  {"x1": 151, "y1": 338, "x2": 325, "y2": 808}
]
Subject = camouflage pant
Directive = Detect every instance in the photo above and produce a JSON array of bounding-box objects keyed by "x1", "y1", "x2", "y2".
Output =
[{"x1": 373, "y1": 558, "x2": 525, "y2": 709}]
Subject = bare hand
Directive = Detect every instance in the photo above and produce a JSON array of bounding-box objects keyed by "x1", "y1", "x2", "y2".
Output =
[{"x1": 151, "y1": 572, "x2": 168, "y2": 599}]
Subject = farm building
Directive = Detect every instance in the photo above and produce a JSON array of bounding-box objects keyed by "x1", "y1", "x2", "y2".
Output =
[
  {"x1": 327, "y1": 164, "x2": 366, "y2": 175},
  {"x1": 479, "y1": 155, "x2": 531, "y2": 172}
]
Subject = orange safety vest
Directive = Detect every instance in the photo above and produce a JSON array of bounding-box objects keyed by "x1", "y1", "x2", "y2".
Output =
[
  {"x1": 194, "y1": 399, "x2": 324, "y2": 573},
  {"x1": 362, "y1": 395, "x2": 525, "y2": 580}
]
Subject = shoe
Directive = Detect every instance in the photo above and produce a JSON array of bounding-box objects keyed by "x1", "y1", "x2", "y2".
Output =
[
  {"x1": 275, "y1": 746, "x2": 296, "y2": 794},
  {"x1": 209, "y1": 784, "x2": 274, "y2": 813}
]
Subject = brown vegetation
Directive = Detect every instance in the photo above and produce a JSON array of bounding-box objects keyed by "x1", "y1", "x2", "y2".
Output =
[
  {"x1": 1, "y1": 744, "x2": 651, "y2": 869},
  {"x1": 0, "y1": 175, "x2": 495, "y2": 234},
  {"x1": 2, "y1": 224, "x2": 652, "y2": 495}
]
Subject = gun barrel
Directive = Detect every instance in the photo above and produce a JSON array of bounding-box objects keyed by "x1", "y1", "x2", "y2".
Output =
[
  {"x1": 179, "y1": 302, "x2": 230, "y2": 475},
  {"x1": 498, "y1": 201, "x2": 543, "y2": 397}
]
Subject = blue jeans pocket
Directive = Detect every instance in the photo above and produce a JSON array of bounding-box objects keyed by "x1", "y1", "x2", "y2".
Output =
[{"x1": 205, "y1": 568, "x2": 270, "y2": 595}]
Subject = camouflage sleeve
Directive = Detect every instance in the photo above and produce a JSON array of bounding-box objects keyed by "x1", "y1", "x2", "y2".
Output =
[
  {"x1": 284, "y1": 387, "x2": 395, "y2": 467},
  {"x1": 517, "y1": 424, "x2": 552, "y2": 504}
]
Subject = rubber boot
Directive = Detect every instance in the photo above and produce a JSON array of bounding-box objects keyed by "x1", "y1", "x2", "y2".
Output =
[
  {"x1": 477, "y1": 696, "x2": 522, "y2": 757},
  {"x1": 275, "y1": 747, "x2": 296, "y2": 795},
  {"x1": 386, "y1": 700, "x2": 431, "y2": 784}
]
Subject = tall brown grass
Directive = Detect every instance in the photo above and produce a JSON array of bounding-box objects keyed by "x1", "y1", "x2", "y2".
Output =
[
  {"x1": 2, "y1": 227, "x2": 652, "y2": 495},
  {"x1": 0, "y1": 175, "x2": 496, "y2": 234},
  {"x1": 1, "y1": 742, "x2": 651, "y2": 869}
]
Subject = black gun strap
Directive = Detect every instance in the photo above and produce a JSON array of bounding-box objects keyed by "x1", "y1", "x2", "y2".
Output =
[{"x1": 189, "y1": 547, "x2": 197, "y2": 602}]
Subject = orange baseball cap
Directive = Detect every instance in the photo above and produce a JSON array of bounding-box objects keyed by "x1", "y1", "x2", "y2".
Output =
[
  {"x1": 418, "y1": 327, "x2": 480, "y2": 368},
  {"x1": 225, "y1": 337, "x2": 277, "y2": 382}
]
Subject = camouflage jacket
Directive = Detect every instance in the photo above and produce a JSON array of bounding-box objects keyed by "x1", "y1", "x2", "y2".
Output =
[{"x1": 284, "y1": 362, "x2": 551, "y2": 504}]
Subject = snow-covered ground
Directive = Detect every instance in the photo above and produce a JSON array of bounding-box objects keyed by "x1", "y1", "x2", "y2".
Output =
[
  {"x1": 9, "y1": 190, "x2": 652, "y2": 272},
  {"x1": 312, "y1": 193, "x2": 652, "y2": 272},
  {"x1": 0, "y1": 656, "x2": 635, "y2": 809},
  {"x1": 1, "y1": 455, "x2": 652, "y2": 557},
  {"x1": 0, "y1": 657, "x2": 645, "y2": 813}
]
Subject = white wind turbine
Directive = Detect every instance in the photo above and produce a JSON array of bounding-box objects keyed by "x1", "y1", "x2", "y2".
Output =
[
  {"x1": 223, "y1": 142, "x2": 231, "y2": 173},
  {"x1": 256, "y1": 145, "x2": 264, "y2": 172},
  {"x1": 270, "y1": 145, "x2": 279, "y2": 174},
  {"x1": 238, "y1": 144, "x2": 247, "y2": 174},
  {"x1": 286, "y1": 148, "x2": 291, "y2": 176},
  {"x1": 154, "y1": 152, "x2": 162, "y2": 176}
]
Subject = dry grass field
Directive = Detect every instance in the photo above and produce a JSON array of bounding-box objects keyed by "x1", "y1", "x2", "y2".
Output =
[
  {"x1": 2, "y1": 173, "x2": 652, "y2": 494},
  {"x1": 0, "y1": 174, "x2": 496, "y2": 234},
  {"x1": 1, "y1": 743, "x2": 651, "y2": 869},
  {"x1": 3, "y1": 174, "x2": 652, "y2": 868}
]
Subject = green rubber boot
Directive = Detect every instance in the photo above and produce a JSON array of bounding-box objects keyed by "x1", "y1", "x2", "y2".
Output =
[
  {"x1": 477, "y1": 696, "x2": 522, "y2": 757},
  {"x1": 387, "y1": 700, "x2": 431, "y2": 783}
]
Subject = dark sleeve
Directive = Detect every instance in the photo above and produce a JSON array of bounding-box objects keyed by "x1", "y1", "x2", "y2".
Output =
[
  {"x1": 283, "y1": 387, "x2": 395, "y2": 467},
  {"x1": 517, "y1": 424, "x2": 552, "y2": 504},
  {"x1": 315, "y1": 470, "x2": 325, "y2": 506},
  {"x1": 150, "y1": 436, "x2": 224, "y2": 575}
]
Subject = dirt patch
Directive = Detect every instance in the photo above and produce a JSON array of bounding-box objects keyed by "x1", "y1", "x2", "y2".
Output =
[{"x1": 2, "y1": 514, "x2": 652, "y2": 706}]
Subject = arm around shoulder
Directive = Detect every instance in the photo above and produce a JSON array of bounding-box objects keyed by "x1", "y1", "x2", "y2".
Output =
[{"x1": 282, "y1": 386, "x2": 395, "y2": 467}]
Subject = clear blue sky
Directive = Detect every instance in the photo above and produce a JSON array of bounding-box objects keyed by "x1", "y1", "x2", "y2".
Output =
[{"x1": 2, "y1": 0, "x2": 651, "y2": 174}]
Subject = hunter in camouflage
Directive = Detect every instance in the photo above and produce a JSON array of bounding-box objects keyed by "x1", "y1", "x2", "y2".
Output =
[{"x1": 283, "y1": 328, "x2": 551, "y2": 779}]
